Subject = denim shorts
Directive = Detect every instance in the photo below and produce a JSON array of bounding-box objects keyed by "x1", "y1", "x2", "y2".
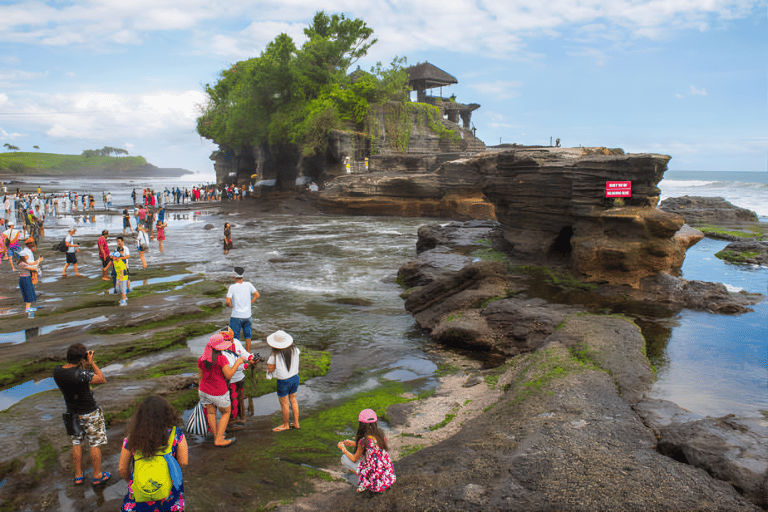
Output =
[
  {"x1": 229, "y1": 317, "x2": 252, "y2": 340},
  {"x1": 276, "y1": 374, "x2": 299, "y2": 398}
]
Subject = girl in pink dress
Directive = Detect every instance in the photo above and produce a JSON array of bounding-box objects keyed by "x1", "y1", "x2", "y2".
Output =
[
  {"x1": 156, "y1": 220, "x2": 167, "y2": 253},
  {"x1": 337, "y1": 409, "x2": 396, "y2": 493}
]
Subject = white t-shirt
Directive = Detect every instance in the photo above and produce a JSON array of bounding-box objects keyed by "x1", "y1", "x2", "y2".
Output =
[
  {"x1": 227, "y1": 281, "x2": 257, "y2": 319},
  {"x1": 222, "y1": 339, "x2": 252, "y2": 383},
  {"x1": 267, "y1": 347, "x2": 300, "y2": 380},
  {"x1": 65, "y1": 233, "x2": 76, "y2": 253}
]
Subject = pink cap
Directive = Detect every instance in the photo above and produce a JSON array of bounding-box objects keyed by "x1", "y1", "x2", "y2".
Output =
[{"x1": 358, "y1": 409, "x2": 377, "y2": 423}]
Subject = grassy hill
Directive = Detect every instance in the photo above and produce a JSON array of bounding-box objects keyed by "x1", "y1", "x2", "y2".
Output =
[{"x1": 0, "y1": 152, "x2": 148, "y2": 174}]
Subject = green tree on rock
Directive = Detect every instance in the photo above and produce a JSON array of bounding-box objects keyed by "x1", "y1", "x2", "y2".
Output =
[{"x1": 196, "y1": 11, "x2": 410, "y2": 157}]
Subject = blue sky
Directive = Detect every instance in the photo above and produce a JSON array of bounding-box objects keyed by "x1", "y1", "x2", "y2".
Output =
[{"x1": 0, "y1": 0, "x2": 765, "y2": 177}]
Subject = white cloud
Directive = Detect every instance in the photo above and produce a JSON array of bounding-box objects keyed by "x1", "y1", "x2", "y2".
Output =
[
  {"x1": 675, "y1": 84, "x2": 708, "y2": 98},
  {"x1": 468, "y1": 80, "x2": 523, "y2": 100},
  {"x1": 0, "y1": 0, "x2": 757, "y2": 56}
]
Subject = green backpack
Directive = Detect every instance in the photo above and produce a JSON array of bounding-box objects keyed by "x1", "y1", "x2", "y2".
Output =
[{"x1": 131, "y1": 426, "x2": 181, "y2": 503}]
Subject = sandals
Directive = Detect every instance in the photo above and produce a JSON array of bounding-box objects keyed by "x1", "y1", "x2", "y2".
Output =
[
  {"x1": 272, "y1": 425, "x2": 291, "y2": 432},
  {"x1": 74, "y1": 476, "x2": 84, "y2": 485},
  {"x1": 357, "y1": 484, "x2": 366, "y2": 493},
  {"x1": 92, "y1": 471, "x2": 111, "y2": 485}
]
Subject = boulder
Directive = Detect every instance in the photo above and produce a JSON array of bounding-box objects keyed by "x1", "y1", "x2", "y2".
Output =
[
  {"x1": 659, "y1": 196, "x2": 759, "y2": 224},
  {"x1": 656, "y1": 416, "x2": 768, "y2": 508}
]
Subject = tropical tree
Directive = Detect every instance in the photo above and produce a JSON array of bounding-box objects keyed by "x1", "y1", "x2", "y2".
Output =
[
  {"x1": 196, "y1": 11, "x2": 406, "y2": 157},
  {"x1": 3, "y1": 143, "x2": 20, "y2": 151}
]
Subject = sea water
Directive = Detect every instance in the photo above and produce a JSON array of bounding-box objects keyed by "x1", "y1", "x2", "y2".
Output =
[{"x1": 657, "y1": 171, "x2": 767, "y2": 417}]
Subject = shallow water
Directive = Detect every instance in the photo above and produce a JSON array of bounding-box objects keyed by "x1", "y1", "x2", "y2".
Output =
[{"x1": 3, "y1": 176, "x2": 766, "y2": 421}]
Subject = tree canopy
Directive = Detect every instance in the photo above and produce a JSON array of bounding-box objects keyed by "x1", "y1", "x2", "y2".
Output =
[
  {"x1": 82, "y1": 146, "x2": 129, "y2": 157},
  {"x1": 196, "y1": 11, "x2": 410, "y2": 156}
]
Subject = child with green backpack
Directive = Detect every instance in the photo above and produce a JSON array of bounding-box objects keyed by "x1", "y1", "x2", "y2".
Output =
[{"x1": 118, "y1": 395, "x2": 188, "y2": 511}]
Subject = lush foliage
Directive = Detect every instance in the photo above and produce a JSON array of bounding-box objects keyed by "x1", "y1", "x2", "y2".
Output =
[
  {"x1": 0, "y1": 152, "x2": 147, "y2": 173},
  {"x1": 196, "y1": 11, "x2": 413, "y2": 156}
]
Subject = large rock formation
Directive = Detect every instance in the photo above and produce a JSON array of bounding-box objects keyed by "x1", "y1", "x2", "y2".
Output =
[
  {"x1": 659, "y1": 196, "x2": 760, "y2": 224},
  {"x1": 320, "y1": 147, "x2": 703, "y2": 287}
]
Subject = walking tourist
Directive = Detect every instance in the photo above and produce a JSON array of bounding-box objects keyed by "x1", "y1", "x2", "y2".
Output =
[
  {"x1": 62, "y1": 227, "x2": 83, "y2": 277},
  {"x1": 136, "y1": 225, "x2": 149, "y2": 269},
  {"x1": 223, "y1": 222, "x2": 233, "y2": 255},
  {"x1": 156, "y1": 219, "x2": 167, "y2": 253},
  {"x1": 122, "y1": 207, "x2": 133, "y2": 234},
  {"x1": 97, "y1": 230, "x2": 110, "y2": 281},
  {"x1": 52, "y1": 344, "x2": 110, "y2": 486},
  {"x1": 220, "y1": 327, "x2": 258, "y2": 429}
]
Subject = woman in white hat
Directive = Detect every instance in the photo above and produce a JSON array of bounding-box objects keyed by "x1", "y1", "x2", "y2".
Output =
[{"x1": 266, "y1": 330, "x2": 300, "y2": 432}]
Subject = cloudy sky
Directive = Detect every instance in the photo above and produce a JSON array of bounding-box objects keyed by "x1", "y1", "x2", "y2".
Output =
[{"x1": 0, "y1": 0, "x2": 764, "y2": 176}]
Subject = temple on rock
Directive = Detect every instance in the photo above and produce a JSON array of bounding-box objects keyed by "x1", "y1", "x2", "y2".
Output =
[{"x1": 406, "y1": 61, "x2": 481, "y2": 131}]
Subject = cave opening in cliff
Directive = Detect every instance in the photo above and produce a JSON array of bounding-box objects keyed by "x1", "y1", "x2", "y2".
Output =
[{"x1": 549, "y1": 226, "x2": 574, "y2": 257}]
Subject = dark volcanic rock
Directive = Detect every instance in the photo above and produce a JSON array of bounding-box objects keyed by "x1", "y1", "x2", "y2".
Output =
[
  {"x1": 659, "y1": 196, "x2": 759, "y2": 224},
  {"x1": 637, "y1": 272, "x2": 761, "y2": 314},
  {"x1": 657, "y1": 415, "x2": 768, "y2": 508},
  {"x1": 716, "y1": 241, "x2": 768, "y2": 265}
]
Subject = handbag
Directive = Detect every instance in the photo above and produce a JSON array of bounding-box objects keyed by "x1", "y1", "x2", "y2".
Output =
[{"x1": 185, "y1": 401, "x2": 208, "y2": 436}]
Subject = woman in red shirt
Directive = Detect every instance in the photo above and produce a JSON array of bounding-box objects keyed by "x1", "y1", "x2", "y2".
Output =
[{"x1": 197, "y1": 334, "x2": 244, "y2": 447}]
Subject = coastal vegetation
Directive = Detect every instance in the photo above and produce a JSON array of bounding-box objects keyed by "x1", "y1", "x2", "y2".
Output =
[
  {"x1": 0, "y1": 151, "x2": 147, "y2": 174},
  {"x1": 196, "y1": 11, "x2": 456, "y2": 159}
]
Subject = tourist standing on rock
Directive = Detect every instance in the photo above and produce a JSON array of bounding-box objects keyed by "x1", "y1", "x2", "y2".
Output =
[
  {"x1": 226, "y1": 266, "x2": 259, "y2": 352},
  {"x1": 62, "y1": 227, "x2": 83, "y2": 277},
  {"x1": 1, "y1": 221, "x2": 17, "y2": 271},
  {"x1": 97, "y1": 230, "x2": 110, "y2": 281},
  {"x1": 122, "y1": 207, "x2": 133, "y2": 235},
  {"x1": 266, "y1": 330, "x2": 300, "y2": 433},
  {"x1": 156, "y1": 219, "x2": 167, "y2": 253},
  {"x1": 220, "y1": 326, "x2": 258, "y2": 430},
  {"x1": 337, "y1": 409, "x2": 396, "y2": 493},
  {"x1": 118, "y1": 395, "x2": 188, "y2": 511},
  {"x1": 52, "y1": 343, "x2": 110, "y2": 486},
  {"x1": 223, "y1": 222, "x2": 233, "y2": 254},
  {"x1": 136, "y1": 225, "x2": 149, "y2": 269},
  {"x1": 17, "y1": 236, "x2": 42, "y2": 316},
  {"x1": 198, "y1": 333, "x2": 244, "y2": 447}
]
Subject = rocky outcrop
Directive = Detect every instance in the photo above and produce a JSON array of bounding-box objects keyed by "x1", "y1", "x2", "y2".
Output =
[
  {"x1": 659, "y1": 196, "x2": 759, "y2": 224},
  {"x1": 321, "y1": 147, "x2": 701, "y2": 287},
  {"x1": 635, "y1": 399, "x2": 768, "y2": 508},
  {"x1": 715, "y1": 241, "x2": 768, "y2": 265}
]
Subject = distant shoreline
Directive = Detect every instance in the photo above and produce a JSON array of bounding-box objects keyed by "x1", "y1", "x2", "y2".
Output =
[{"x1": 0, "y1": 164, "x2": 193, "y2": 181}]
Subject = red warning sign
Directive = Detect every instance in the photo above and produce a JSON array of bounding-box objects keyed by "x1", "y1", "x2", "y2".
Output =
[{"x1": 605, "y1": 181, "x2": 631, "y2": 198}]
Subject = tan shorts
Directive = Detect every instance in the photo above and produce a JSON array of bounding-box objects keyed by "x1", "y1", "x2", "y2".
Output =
[{"x1": 71, "y1": 407, "x2": 108, "y2": 447}]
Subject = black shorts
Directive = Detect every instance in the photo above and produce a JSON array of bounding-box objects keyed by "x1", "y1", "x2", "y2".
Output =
[
  {"x1": 66, "y1": 252, "x2": 77, "y2": 264},
  {"x1": 101, "y1": 257, "x2": 110, "y2": 268}
]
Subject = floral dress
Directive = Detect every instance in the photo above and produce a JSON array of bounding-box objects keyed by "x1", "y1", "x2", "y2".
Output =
[
  {"x1": 357, "y1": 436, "x2": 396, "y2": 492},
  {"x1": 121, "y1": 428, "x2": 185, "y2": 511}
]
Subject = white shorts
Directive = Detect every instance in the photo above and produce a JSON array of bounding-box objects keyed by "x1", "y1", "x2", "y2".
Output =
[{"x1": 199, "y1": 390, "x2": 230, "y2": 409}]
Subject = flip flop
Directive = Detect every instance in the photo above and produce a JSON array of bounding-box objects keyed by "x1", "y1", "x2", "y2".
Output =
[
  {"x1": 215, "y1": 437, "x2": 236, "y2": 448},
  {"x1": 92, "y1": 471, "x2": 110, "y2": 485},
  {"x1": 272, "y1": 425, "x2": 291, "y2": 432},
  {"x1": 226, "y1": 424, "x2": 243, "y2": 432},
  {"x1": 74, "y1": 476, "x2": 84, "y2": 485},
  {"x1": 290, "y1": 423, "x2": 301, "y2": 430}
]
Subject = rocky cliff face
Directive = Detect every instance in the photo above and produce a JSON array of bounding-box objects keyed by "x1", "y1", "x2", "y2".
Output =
[{"x1": 319, "y1": 147, "x2": 703, "y2": 286}]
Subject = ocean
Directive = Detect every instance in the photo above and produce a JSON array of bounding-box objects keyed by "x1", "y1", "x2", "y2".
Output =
[{"x1": 655, "y1": 171, "x2": 767, "y2": 417}]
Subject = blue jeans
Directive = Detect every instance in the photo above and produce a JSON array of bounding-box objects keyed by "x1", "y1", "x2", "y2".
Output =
[{"x1": 229, "y1": 317, "x2": 252, "y2": 340}]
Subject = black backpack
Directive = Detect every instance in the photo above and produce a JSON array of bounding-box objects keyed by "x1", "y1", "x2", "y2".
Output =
[{"x1": 53, "y1": 238, "x2": 67, "y2": 253}]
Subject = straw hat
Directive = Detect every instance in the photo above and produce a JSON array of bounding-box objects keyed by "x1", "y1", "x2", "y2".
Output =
[{"x1": 266, "y1": 330, "x2": 293, "y2": 349}]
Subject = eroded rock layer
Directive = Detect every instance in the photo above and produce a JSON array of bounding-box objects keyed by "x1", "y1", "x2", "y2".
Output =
[{"x1": 319, "y1": 148, "x2": 702, "y2": 286}]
